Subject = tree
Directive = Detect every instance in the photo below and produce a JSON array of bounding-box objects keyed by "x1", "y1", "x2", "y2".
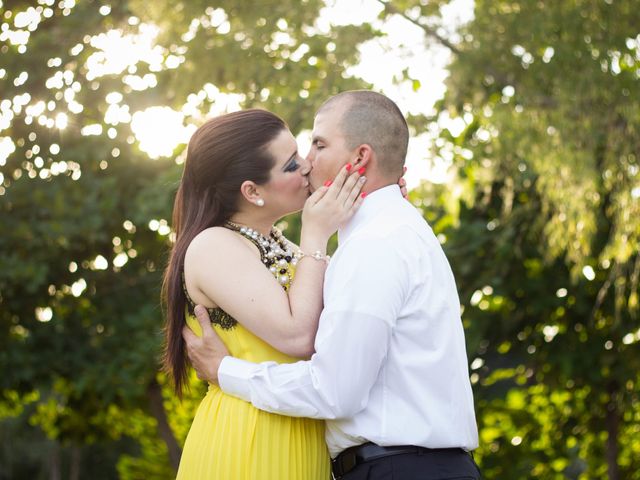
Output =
[
  {"x1": 0, "y1": 1, "x2": 372, "y2": 476},
  {"x1": 396, "y1": 0, "x2": 640, "y2": 477}
]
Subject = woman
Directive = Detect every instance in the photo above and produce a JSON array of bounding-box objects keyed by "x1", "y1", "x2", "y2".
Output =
[{"x1": 162, "y1": 109, "x2": 366, "y2": 479}]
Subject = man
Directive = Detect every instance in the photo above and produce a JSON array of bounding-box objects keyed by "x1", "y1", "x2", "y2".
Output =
[{"x1": 184, "y1": 91, "x2": 480, "y2": 479}]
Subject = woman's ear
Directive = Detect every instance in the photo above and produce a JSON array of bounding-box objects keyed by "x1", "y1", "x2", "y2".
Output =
[{"x1": 239, "y1": 180, "x2": 262, "y2": 206}]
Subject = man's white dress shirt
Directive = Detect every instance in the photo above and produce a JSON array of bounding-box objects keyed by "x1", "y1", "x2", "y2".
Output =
[{"x1": 219, "y1": 185, "x2": 479, "y2": 457}]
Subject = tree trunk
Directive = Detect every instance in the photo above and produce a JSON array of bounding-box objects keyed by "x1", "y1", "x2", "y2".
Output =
[
  {"x1": 48, "y1": 442, "x2": 61, "y2": 480},
  {"x1": 605, "y1": 382, "x2": 620, "y2": 480},
  {"x1": 69, "y1": 444, "x2": 81, "y2": 480},
  {"x1": 147, "y1": 377, "x2": 182, "y2": 471}
]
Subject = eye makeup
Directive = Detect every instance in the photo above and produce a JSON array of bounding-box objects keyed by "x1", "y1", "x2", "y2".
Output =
[{"x1": 283, "y1": 152, "x2": 300, "y2": 172}]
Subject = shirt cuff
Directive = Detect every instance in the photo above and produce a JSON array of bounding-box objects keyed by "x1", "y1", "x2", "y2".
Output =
[{"x1": 218, "y1": 356, "x2": 255, "y2": 401}]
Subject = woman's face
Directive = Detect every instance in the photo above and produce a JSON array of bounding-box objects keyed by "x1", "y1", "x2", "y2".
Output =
[{"x1": 260, "y1": 128, "x2": 310, "y2": 216}]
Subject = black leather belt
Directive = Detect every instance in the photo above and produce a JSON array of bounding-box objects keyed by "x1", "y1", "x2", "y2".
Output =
[{"x1": 331, "y1": 442, "x2": 465, "y2": 478}]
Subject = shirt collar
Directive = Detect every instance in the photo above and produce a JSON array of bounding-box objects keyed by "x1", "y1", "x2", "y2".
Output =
[{"x1": 338, "y1": 184, "x2": 403, "y2": 244}]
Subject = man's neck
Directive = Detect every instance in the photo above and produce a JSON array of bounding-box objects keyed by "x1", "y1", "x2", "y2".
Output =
[
  {"x1": 358, "y1": 177, "x2": 396, "y2": 195},
  {"x1": 338, "y1": 184, "x2": 402, "y2": 244}
]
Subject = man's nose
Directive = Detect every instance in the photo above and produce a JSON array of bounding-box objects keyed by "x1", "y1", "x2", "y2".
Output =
[{"x1": 300, "y1": 152, "x2": 313, "y2": 176}]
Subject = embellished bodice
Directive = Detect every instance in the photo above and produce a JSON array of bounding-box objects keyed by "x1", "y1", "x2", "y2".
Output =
[
  {"x1": 183, "y1": 222, "x2": 305, "y2": 363},
  {"x1": 182, "y1": 222, "x2": 298, "y2": 331},
  {"x1": 183, "y1": 274, "x2": 238, "y2": 330}
]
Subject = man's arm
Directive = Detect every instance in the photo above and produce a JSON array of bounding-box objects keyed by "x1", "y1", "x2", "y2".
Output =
[
  {"x1": 184, "y1": 235, "x2": 407, "y2": 419},
  {"x1": 218, "y1": 310, "x2": 392, "y2": 419},
  {"x1": 186, "y1": 304, "x2": 394, "y2": 419}
]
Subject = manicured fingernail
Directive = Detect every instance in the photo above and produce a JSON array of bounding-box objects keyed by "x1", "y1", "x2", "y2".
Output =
[
  {"x1": 403, "y1": 166, "x2": 407, "y2": 173},
  {"x1": 345, "y1": 164, "x2": 352, "y2": 172},
  {"x1": 324, "y1": 180, "x2": 333, "y2": 187},
  {"x1": 358, "y1": 167, "x2": 366, "y2": 175},
  {"x1": 194, "y1": 305, "x2": 205, "y2": 315},
  {"x1": 359, "y1": 176, "x2": 366, "y2": 183},
  {"x1": 360, "y1": 192, "x2": 367, "y2": 199}
]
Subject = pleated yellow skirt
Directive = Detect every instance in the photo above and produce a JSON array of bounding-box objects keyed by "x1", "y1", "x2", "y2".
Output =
[
  {"x1": 176, "y1": 385, "x2": 329, "y2": 480},
  {"x1": 176, "y1": 316, "x2": 330, "y2": 479}
]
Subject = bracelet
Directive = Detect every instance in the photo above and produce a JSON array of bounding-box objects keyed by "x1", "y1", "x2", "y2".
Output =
[{"x1": 295, "y1": 249, "x2": 331, "y2": 264}]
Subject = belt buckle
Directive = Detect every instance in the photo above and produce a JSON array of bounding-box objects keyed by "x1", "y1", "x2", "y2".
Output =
[{"x1": 331, "y1": 450, "x2": 357, "y2": 479}]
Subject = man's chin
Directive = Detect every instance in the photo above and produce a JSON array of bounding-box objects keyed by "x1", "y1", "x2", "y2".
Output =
[{"x1": 308, "y1": 176, "x2": 328, "y2": 194}]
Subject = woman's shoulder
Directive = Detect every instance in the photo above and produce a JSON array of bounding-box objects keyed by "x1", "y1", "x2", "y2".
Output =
[
  {"x1": 185, "y1": 226, "x2": 254, "y2": 264},
  {"x1": 192, "y1": 225, "x2": 235, "y2": 243}
]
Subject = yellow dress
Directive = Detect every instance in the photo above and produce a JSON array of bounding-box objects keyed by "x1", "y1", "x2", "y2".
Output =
[
  {"x1": 176, "y1": 226, "x2": 330, "y2": 479},
  {"x1": 176, "y1": 317, "x2": 330, "y2": 480}
]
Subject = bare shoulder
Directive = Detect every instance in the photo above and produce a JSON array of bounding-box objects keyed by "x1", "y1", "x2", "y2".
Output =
[
  {"x1": 189, "y1": 226, "x2": 236, "y2": 249},
  {"x1": 186, "y1": 226, "x2": 251, "y2": 263},
  {"x1": 183, "y1": 227, "x2": 261, "y2": 306}
]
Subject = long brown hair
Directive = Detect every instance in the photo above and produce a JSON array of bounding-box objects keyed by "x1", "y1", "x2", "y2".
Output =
[{"x1": 162, "y1": 109, "x2": 286, "y2": 397}]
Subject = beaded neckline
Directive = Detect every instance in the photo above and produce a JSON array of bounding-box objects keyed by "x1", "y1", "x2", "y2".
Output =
[{"x1": 223, "y1": 221, "x2": 298, "y2": 290}]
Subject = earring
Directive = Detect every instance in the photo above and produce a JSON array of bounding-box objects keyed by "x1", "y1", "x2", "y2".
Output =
[{"x1": 256, "y1": 199, "x2": 265, "y2": 207}]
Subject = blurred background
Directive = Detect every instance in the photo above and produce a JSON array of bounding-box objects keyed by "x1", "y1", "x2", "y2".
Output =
[{"x1": 1, "y1": 0, "x2": 639, "y2": 478}]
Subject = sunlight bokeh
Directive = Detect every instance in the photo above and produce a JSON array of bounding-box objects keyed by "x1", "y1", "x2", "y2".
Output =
[
  {"x1": 65, "y1": 0, "x2": 474, "y2": 184},
  {"x1": 0, "y1": 1, "x2": 474, "y2": 183},
  {"x1": 86, "y1": 24, "x2": 164, "y2": 81},
  {"x1": 130, "y1": 107, "x2": 196, "y2": 160}
]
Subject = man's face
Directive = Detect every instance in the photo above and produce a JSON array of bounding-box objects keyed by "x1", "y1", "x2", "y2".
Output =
[{"x1": 306, "y1": 104, "x2": 354, "y2": 192}]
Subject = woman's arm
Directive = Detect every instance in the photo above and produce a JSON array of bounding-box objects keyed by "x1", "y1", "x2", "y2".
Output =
[{"x1": 185, "y1": 166, "x2": 365, "y2": 358}]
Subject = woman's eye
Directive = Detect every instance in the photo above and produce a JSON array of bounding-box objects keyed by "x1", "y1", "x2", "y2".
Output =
[{"x1": 284, "y1": 159, "x2": 300, "y2": 172}]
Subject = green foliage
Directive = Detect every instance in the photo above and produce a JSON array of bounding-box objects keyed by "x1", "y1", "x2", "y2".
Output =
[
  {"x1": 443, "y1": 0, "x2": 640, "y2": 278},
  {"x1": 3, "y1": 0, "x2": 639, "y2": 478},
  {"x1": 398, "y1": 0, "x2": 640, "y2": 477},
  {"x1": 0, "y1": 1, "x2": 369, "y2": 476}
]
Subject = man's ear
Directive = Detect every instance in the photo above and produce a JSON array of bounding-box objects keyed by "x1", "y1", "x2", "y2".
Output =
[
  {"x1": 352, "y1": 144, "x2": 373, "y2": 169},
  {"x1": 239, "y1": 180, "x2": 261, "y2": 204}
]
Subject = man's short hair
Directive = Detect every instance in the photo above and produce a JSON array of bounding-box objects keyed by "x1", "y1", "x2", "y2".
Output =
[{"x1": 318, "y1": 91, "x2": 409, "y2": 177}]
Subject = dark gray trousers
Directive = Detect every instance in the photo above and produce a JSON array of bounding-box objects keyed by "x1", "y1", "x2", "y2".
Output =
[{"x1": 340, "y1": 448, "x2": 481, "y2": 480}]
